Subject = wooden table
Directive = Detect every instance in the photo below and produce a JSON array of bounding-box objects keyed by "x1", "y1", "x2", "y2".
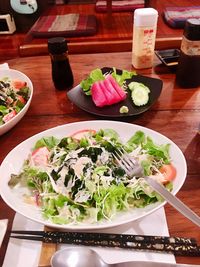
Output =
[{"x1": 0, "y1": 52, "x2": 200, "y2": 266}]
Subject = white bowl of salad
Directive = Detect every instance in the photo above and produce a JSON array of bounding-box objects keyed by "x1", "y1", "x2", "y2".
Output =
[
  {"x1": 0, "y1": 68, "x2": 33, "y2": 135},
  {"x1": 0, "y1": 121, "x2": 187, "y2": 230}
]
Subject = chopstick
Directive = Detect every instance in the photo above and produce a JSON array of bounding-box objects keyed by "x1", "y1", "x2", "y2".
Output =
[
  {"x1": 10, "y1": 230, "x2": 200, "y2": 256},
  {"x1": 10, "y1": 231, "x2": 198, "y2": 245}
]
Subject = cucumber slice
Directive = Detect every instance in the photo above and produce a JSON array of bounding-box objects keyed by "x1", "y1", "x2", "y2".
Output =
[
  {"x1": 128, "y1": 81, "x2": 150, "y2": 93},
  {"x1": 131, "y1": 85, "x2": 150, "y2": 106}
]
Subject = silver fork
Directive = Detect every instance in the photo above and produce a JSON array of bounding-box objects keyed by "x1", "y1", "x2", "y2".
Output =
[{"x1": 113, "y1": 148, "x2": 200, "y2": 228}]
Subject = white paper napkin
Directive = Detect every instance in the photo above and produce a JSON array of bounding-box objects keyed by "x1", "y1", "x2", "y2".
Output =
[
  {"x1": 0, "y1": 219, "x2": 8, "y2": 248},
  {"x1": 3, "y1": 208, "x2": 175, "y2": 267},
  {"x1": 0, "y1": 63, "x2": 9, "y2": 70}
]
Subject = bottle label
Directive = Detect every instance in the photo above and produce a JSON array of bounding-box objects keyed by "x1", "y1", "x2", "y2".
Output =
[
  {"x1": 132, "y1": 26, "x2": 157, "y2": 69},
  {"x1": 181, "y1": 36, "x2": 200, "y2": 56},
  {"x1": 133, "y1": 27, "x2": 156, "y2": 54}
]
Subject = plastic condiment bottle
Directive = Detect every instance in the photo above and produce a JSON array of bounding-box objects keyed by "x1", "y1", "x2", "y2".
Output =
[
  {"x1": 176, "y1": 18, "x2": 200, "y2": 88},
  {"x1": 48, "y1": 37, "x2": 74, "y2": 90},
  {"x1": 132, "y1": 8, "x2": 158, "y2": 69}
]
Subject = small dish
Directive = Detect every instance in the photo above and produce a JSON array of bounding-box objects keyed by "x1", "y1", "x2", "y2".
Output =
[
  {"x1": 0, "y1": 68, "x2": 33, "y2": 136},
  {"x1": 155, "y1": 49, "x2": 180, "y2": 67}
]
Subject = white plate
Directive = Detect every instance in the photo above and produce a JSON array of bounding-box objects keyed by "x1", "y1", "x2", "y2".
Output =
[
  {"x1": 0, "y1": 121, "x2": 187, "y2": 230},
  {"x1": 0, "y1": 68, "x2": 33, "y2": 136}
]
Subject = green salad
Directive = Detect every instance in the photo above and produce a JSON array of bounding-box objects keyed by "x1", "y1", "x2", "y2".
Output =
[
  {"x1": 8, "y1": 129, "x2": 175, "y2": 225},
  {"x1": 0, "y1": 77, "x2": 30, "y2": 125}
]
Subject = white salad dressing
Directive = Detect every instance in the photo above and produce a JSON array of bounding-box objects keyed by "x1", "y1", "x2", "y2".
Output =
[{"x1": 72, "y1": 156, "x2": 92, "y2": 178}]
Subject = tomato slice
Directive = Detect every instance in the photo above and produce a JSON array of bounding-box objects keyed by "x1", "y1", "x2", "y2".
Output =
[
  {"x1": 12, "y1": 80, "x2": 27, "y2": 90},
  {"x1": 31, "y1": 147, "x2": 49, "y2": 167},
  {"x1": 71, "y1": 129, "x2": 96, "y2": 140},
  {"x1": 159, "y1": 164, "x2": 177, "y2": 183},
  {"x1": 3, "y1": 110, "x2": 17, "y2": 123},
  {"x1": 17, "y1": 95, "x2": 26, "y2": 104}
]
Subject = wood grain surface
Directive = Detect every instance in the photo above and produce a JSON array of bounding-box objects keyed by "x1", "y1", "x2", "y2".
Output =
[
  {"x1": 0, "y1": 52, "x2": 200, "y2": 266},
  {"x1": 1, "y1": 0, "x2": 200, "y2": 60},
  {"x1": 38, "y1": 227, "x2": 58, "y2": 267}
]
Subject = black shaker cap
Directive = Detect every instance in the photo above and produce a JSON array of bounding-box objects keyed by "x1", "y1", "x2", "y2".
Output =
[
  {"x1": 184, "y1": 18, "x2": 200, "y2": 41},
  {"x1": 48, "y1": 37, "x2": 68, "y2": 54}
]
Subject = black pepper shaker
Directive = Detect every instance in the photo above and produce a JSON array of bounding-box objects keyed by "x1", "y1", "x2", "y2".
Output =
[
  {"x1": 48, "y1": 37, "x2": 74, "y2": 90},
  {"x1": 176, "y1": 18, "x2": 200, "y2": 88}
]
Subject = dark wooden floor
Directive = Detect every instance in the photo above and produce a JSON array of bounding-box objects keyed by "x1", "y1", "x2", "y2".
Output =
[{"x1": 0, "y1": 0, "x2": 199, "y2": 62}]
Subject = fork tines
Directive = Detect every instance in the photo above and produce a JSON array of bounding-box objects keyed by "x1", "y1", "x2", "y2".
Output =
[{"x1": 113, "y1": 148, "x2": 143, "y2": 177}]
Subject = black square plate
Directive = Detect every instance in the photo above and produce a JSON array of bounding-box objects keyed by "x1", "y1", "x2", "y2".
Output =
[{"x1": 67, "y1": 67, "x2": 163, "y2": 117}]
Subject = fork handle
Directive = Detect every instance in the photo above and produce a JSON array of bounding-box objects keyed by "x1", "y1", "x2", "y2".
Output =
[{"x1": 144, "y1": 176, "x2": 200, "y2": 228}]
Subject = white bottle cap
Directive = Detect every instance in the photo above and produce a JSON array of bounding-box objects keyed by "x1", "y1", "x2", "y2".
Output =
[{"x1": 134, "y1": 8, "x2": 158, "y2": 27}]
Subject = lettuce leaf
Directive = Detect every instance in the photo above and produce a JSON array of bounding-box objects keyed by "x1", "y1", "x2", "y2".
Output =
[
  {"x1": 126, "y1": 131, "x2": 170, "y2": 163},
  {"x1": 125, "y1": 130, "x2": 145, "y2": 151},
  {"x1": 112, "y1": 67, "x2": 136, "y2": 86},
  {"x1": 80, "y1": 68, "x2": 105, "y2": 95},
  {"x1": 102, "y1": 128, "x2": 120, "y2": 141},
  {"x1": 80, "y1": 67, "x2": 136, "y2": 95},
  {"x1": 143, "y1": 137, "x2": 170, "y2": 163},
  {"x1": 34, "y1": 136, "x2": 59, "y2": 149}
]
